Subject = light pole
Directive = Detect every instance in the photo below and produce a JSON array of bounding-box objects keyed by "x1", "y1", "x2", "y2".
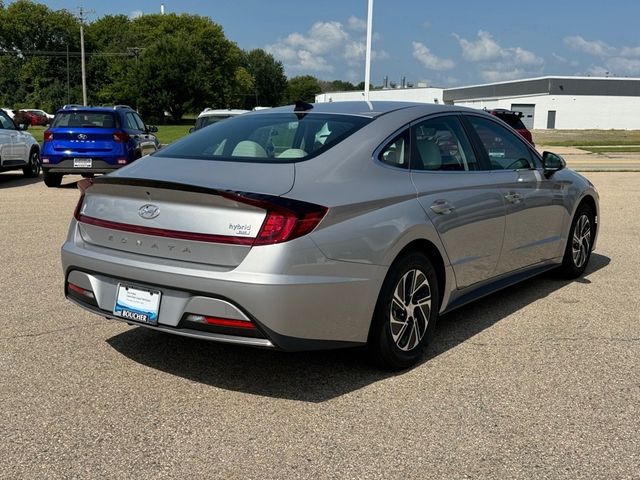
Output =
[{"x1": 364, "y1": 0, "x2": 373, "y2": 102}]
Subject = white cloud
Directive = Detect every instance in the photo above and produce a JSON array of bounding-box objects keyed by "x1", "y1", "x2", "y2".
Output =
[
  {"x1": 266, "y1": 18, "x2": 387, "y2": 74},
  {"x1": 412, "y1": 42, "x2": 455, "y2": 71},
  {"x1": 455, "y1": 30, "x2": 502, "y2": 62},
  {"x1": 563, "y1": 35, "x2": 614, "y2": 57},
  {"x1": 129, "y1": 10, "x2": 143, "y2": 19},
  {"x1": 481, "y1": 68, "x2": 526, "y2": 83},
  {"x1": 453, "y1": 30, "x2": 543, "y2": 82},
  {"x1": 455, "y1": 30, "x2": 542, "y2": 66},
  {"x1": 620, "y1": 46, "x2": 640, "y2": 58},
  {"x1": 347, "y1": 16, "x2": 367, "y2": 32}
]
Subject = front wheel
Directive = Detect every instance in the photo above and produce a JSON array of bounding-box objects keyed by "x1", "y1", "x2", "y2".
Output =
[
  {"x1": 22, "y1": 149, "x2": 41, "y2": 178},
  {"x1": 368, "y1": 252, "x2": 440, "y2": 370},
  {"x1": 557, "y1": 204, "x2": 595, "y2": 278},
  {"x1": 43, "y1": 171, "x2": 63, "y2": 188}
]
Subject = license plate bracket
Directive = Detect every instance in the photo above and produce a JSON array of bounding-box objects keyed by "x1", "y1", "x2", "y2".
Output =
[{"x1": 113, "y1": 284, "x2": 161, "y2": 325}]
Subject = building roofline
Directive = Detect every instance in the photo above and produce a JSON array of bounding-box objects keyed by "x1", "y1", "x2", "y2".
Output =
[{"x1": 445, "y1": 75, "x2": 640, "y2": 92}]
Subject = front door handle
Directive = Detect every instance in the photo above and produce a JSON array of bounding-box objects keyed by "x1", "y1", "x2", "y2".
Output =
[
  {"x1": 430, "y1": 200, "x2": 455, "y2": 215},
  {"x1": 505, "y1": 192, "x2": 522, "y2": 204}
]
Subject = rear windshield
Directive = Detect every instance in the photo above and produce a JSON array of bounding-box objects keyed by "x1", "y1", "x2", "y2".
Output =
[
  {"x1": 52, "y1": 111, "x2": 118, "y2": 128},
  {"x1": 160, "y1": 113, "x2": 372, "y2": 163},
  {"x1": 493, "y1": 112, "x2": 526, "y2": 130}
]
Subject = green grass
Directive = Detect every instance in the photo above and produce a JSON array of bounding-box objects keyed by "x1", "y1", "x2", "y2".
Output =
[
  {"x1": 533, "y1": 129, "x2": 640, "y2": 146},
  {"x1": 27, "y1": 124, "x2": 191, "y2": 146}
]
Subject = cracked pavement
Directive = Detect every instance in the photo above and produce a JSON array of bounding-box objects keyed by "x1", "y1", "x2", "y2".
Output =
[{"x1": 0, "y1": 172, "x2": 638, "y2": 479}]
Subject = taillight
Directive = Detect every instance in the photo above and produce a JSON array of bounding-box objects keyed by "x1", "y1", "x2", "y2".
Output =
[
  {"x1": 221, "y1": 192, "x2": 328, "y2": 246},
  {"x1": 113, "y1": 131, "x2": 130, "y2": 142},
  {"x1": 43, "y1": 130, "x2": 53, "y2": 141}
]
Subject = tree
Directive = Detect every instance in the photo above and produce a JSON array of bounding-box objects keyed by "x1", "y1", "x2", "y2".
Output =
[
  {"x1": 318, "y1": 79, "x2": 359, "y2": 93},
  {"x1": 243, "y1": 49, "x2": 287, "y2": 109},
  {"x1": 284, "y1": 75, "x2": 322, "y2": 104},
  {"x1": 134, "y1": 36, "x2": 208, "y2": 122},
  {"x1": 0, "y1": 0, "x2": 81, "y2": 110}
]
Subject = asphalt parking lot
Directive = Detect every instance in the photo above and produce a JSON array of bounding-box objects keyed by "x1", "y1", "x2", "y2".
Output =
[{"x1": 1, "y1": 172, "x2": 638, "y2": 479}]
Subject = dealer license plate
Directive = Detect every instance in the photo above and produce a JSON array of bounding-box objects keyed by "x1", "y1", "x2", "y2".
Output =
[
  {"x1": 73, "y1": 158, "x2": 92, "y2": 168},
  {"x1": 113, "y1": 284, "x2": 161, "y2": 325}
]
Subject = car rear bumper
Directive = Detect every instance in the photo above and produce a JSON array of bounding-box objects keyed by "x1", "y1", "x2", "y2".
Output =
[
  {"x1": 42, "y1": 158, "x2": 124, "y2": 174},
  {"x1": 61, "y1": 221, "x2": 386, "y2": 351}
]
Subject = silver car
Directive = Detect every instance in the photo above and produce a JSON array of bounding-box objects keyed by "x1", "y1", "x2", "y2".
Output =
[{"x1": 61, "y1": 102, "x2": 599, "y2": 369}]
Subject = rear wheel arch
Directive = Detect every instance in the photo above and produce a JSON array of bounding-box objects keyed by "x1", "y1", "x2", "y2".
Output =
[{"x1": 390, "y1": 239, "x2": 446, "y2": 310}]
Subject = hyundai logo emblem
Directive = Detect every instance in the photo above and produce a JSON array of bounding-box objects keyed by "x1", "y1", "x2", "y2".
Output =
[
  {"x1": 77, "y1": 133, "x2": 88, "y2": 140},
  {"x1": 138, "y1": 204, "x2": 160, "y2": 220}
]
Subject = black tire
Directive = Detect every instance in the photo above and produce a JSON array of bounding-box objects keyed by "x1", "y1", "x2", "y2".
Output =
[
  {"x1": 43, "y1": 171, "x2": 63, "y2": 188},
  {"x1": 557, "y1": 203, "x2": 595, "y2": 278},
  {"x1": 368, "y1": 252, "x2": 440, "y2": 370},
  {"x1": 22, "y1": 149, "x2": 41, "y2": 178}
]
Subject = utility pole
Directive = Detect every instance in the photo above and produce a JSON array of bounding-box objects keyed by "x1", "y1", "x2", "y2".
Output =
[
  {"x1": 127, "y1": 47, "x2": 145, "y2": 111},
  {"x1": 76, "y1": 6, "x2": 94, "y2": 106}
]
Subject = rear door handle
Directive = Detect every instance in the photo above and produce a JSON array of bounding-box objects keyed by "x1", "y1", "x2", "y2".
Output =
[{"x1": 430, "y1": 200, "x2": 455, "y2": 215}]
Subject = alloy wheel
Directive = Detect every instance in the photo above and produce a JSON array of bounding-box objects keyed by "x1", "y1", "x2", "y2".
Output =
[
  {"x1": 572, "y1": 214, "x2": 592, "y2": 268},
  {"x1": 390, "y1": 269, "x2": 432, "y2": 351},
  {"x1": 29, "y1": 151, "x2": 40, "y2": 175}
]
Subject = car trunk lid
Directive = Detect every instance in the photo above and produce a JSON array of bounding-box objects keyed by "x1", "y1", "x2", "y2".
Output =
[{"x1": 73, "y1": 159, "x2": 298, "y2": 267}]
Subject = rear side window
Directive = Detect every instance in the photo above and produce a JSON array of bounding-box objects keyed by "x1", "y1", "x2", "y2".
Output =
[
  {"x1": 378, "y1": 130, "x2": 409, "y2": 168},
  {"x1": 159, "y1": 113, "x2": 372, "y2": 163},
  {"x1": 124, "y1": 112, "x2": 144, "y2": 131},
  {"x1": 52, "y1": 112, "x2": 117, "y2": 128}
]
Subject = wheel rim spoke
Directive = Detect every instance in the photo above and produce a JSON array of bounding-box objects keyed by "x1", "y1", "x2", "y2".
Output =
[
  {"x1": 389, "y1": 268, "x2": 432, "y2": 352},
  {"x1": 571, "y1": 215, "x2": 591, "y2": 268}
]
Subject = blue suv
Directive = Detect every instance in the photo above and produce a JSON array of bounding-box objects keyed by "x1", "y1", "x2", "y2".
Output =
[{"x1": 41, "y1": 105, "x2": 160, "y2": 187}]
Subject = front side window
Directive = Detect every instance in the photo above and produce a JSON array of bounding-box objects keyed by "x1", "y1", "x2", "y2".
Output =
[
  {"x1": 467, "y1": 115, "x2": 533, "y2": 170},
  {"x1": 0, "y1": 111, "x2": 15, "y2": 130},
  {"x1": 411, "y1": 116, "x2": 478, "y2": 171},
  {"x1": 159, "y1": 113, "x2": 372, "y2": 163}
]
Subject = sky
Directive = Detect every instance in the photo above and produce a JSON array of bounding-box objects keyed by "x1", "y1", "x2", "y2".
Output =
[{"x1": 38, "y1": 0, "x2": 640, "y2": 87}]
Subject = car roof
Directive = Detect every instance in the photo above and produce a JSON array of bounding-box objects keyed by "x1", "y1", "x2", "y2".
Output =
[
  {"x1": 56, "y1": 105, "x2": 133, "y2": 114},
  {"x1": 248, "y1": 101, "x2": 478, "y2": 119}
]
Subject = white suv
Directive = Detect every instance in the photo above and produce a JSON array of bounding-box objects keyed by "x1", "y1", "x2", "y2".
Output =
[
  {"x1": 189, "y1": 108, "x2": 249, "y2": 133},
  {"x1": 0, "y1": 109, "x2": 41, "y2": 178}
]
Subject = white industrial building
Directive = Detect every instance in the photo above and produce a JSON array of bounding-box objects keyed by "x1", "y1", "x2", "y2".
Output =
[{"x1": 317, "y1": 76, "x2": 640, "y2": 130}]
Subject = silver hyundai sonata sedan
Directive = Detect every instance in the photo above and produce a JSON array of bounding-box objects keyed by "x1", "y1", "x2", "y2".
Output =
[{"x1": 61, "y1": 101, "x2": 599, "y2": 369}]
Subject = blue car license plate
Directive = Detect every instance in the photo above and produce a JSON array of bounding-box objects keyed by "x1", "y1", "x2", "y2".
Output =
[{"x1": 113, "y1": 284, "x2": 161, "y2": 325}]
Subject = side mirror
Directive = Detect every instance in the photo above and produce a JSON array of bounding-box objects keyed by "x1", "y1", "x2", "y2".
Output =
[
  {"x1": 542, "y1": 151, "x2": 566, "y2": 177},
  {"x1": 146, "y1": 125, "x2": 158, "y2": 133},
  {"x1": 17, "y1": 123, "x2": 29, "y2": 131}
]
